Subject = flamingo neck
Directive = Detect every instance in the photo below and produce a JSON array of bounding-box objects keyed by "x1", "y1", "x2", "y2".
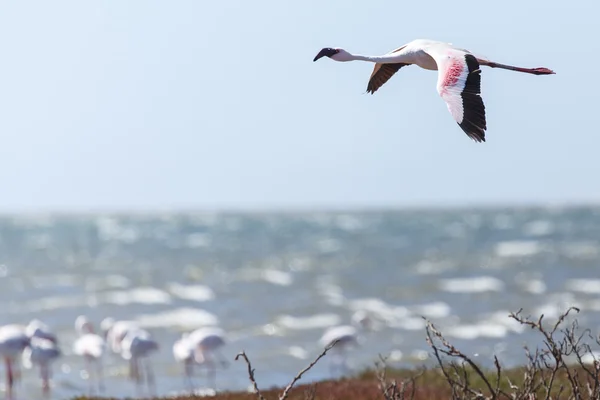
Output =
[{"x1": 347, "y1": 53, "x2": 408, "y2": 64}]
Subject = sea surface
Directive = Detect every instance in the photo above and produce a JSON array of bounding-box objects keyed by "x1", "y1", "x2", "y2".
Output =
[{"x1": 1, "y1": 206, "x2": 600, "y2": 399}]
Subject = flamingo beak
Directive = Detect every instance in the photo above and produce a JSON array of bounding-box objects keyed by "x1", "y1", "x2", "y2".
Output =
[{"x1": 313, "y1": 48, "x2": 339, "y2": 62}]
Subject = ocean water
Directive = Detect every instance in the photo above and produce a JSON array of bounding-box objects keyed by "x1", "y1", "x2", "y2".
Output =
[{"x1": 1, "y1": 206, "x2": 600, "y2": 399}]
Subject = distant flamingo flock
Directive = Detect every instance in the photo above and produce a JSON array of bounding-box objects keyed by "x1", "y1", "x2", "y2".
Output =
[
  {"x1": 0, "y1": 311, "x2": 371, "y2": 399},
  {"x1": 0, "y1": 316, "x2": 229, "y2": 399}
]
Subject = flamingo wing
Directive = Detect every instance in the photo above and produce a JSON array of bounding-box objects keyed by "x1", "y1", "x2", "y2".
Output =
[
  {"x1": 423, "y1": 45, "x2": 487, "y2": 142},
  {"x1": 366, "y1": 45, "x2": 410, "y2": 94}
]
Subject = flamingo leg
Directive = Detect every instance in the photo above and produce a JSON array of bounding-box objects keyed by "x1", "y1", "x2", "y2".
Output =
[
  {"x1": 85, "y1": 356, "x2": 94, "y2": 395},
  {"x1": 12, "y1": 359, "x2": 21, "y2": 386},
  {"x1": 130, "y1": 357, "x2": 143, "y2": 398},
  {"x1": 96, "y1": 359, "x2": 105, "y2": 393},
  {"x1": 41, "y1": 364, "x2": 50, "y2": 396},
  {"x1": 5, "y1": 357, "x2": 14, "y2": 400},
  {"x1": 184, "y1": 359, "x2": 195, "y2": 391},
  {"x1": 144, "y1": 358, "x2": 156, "y2": 396},
  {"x1": 214, "y1": 349, "x2": 229, "y2": 368},
  {"x1": 206, "y1": 358, "x2": 217, "y2": 390}
]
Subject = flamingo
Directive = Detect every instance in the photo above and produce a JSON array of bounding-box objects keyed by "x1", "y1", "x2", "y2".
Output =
[
  {"x1": 25, "y1": 319, "x2": 58, "y2": 344},
  {"x1": 172, "y1": 333, "x2": 195, "y2": 391},
  {"x1": 313, "y1": 39, "x2": 555, "y2": 142},
  {"x1": 0, "y1": 324, "x2": 30, "y2": 399},
  {"x1": 319, "y1": 311, "x2": 372, "y2": 377},
  {"x1": 73, "y1": 316, "x2": 106, "y2": 395},
  {"x1": 22, "y1": 336, "x2": 61, "y2": 396},
  {"x1": 120, "y1": 328, "x2": 159, "y2": 396},
  {"x1": 100, "y1": 317, "x2": 139, "y2": 355},
  {"x1": 185, "y1": 327, "x2": 228, "y2": 390}
]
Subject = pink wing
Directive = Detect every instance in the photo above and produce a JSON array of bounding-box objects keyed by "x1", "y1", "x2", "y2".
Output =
[{"x1": 424, "y1": 46, "x2": 487, "y2": 142}]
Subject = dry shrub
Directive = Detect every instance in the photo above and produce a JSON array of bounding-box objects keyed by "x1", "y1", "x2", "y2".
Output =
[{"x1": 423, "y1": 306, "x2": 600, "y2": 399}]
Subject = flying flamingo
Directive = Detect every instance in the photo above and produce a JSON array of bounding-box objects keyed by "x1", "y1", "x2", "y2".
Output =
[
  {"x1": 313, "y1": 38, "x2": 555, "y2": 142},
  {"x1": 22, "y1": 336, "x2": 61, "y2": 396},
  {"x1": 73, "y1": 316, "x2": 106, "y2": 395},
  {"x1": 120, "y1": 328, "x2": 159, "y2": 397}
]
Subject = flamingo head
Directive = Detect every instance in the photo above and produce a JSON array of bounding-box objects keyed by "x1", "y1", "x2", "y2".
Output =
[
  {"x1": 75, "y1": 315, "x2": 94, "y2": 334},
  {"x1": 100, "y1": 317, "x2": 115, "y2": 339},
  {"x1": 313, "y1": 47, "x2": 353, "y2": 62}
]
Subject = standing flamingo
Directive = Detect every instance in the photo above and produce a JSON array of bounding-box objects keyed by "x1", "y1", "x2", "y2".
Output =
[
  {"x1": 22, "y1": 336, "x2": 61, "y2": 396},
  {"x1": 120, "y1": 328, "x2": 159, "y2": 397},
  {"x1": 172, "y1": 333, "x2": 195, "y2": 391},
  {"x1": 319, "y1": 311, "x2": 373, "y2": 377},
  {"x1": 73, "y1": 316, "x2": 106, "y2": 395},
  {"x1": 313, "y1": 39, "x2": 555, "y2": 142},
  {"x1": 100, "y1": 317, "x2": 139, "y2": 354},
  {"x1": 0, "y1": 324, "x2": 30, "y2": 399},
  {"x1": 183, "y1": 327, "x2": 228, "y2": 390}
]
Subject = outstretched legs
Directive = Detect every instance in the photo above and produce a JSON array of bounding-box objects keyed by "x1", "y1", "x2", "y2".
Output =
[{"x1": 479, "y1": 59, "x2": 555, "y2": 75}]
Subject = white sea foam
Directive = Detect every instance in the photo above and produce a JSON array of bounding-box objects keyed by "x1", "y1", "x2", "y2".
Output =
[
  {"x1": 391, "y1": 317, "x2": 426, "y2": 331},
  {"x1": 446, "y1": 323, "x2": 508, "y2": 340},
  {"x1": 100, "y1": 287, "x2": 172, "y2": 305},
  {"x1": 288, "y1": 346, "x2": 308, "y2": 359},
  {"x1": 347, "y1": 298, "x2": 410, "y2": 324},
  {"x1": 534, "y1": 293, "x2": 582, "y2": 319},
  {"x1": 439, "y1": 276, "x2": 504, "y2": 293},
  {"x1": 521, "y1": 279, "x2": 547, "y2": 294},
  {"x1": 414, "y1": 260, "x2": 455, "y2": 275},
  {"x1": 275, "y1": 314, "x2": 341, "y2": 330},
  {"x1": 185, "y1": 233, "x2": 212, "y2": 248},
  {"x1": 135, "y1": 307, "x2": 218, "y2": 329},
  {"x1": 413, "y1": 301, "x2": 452, "y2": 319},
  {"x1": 523, "y1": 220, "x2": 554, "y2": 237},
  {"x1": 316, "y1": 278, "x2": 345, "y2": 306},
  {"x1": 485, "y1": 311, "x2": 526, "y2": 334},
  {"x1": 167, "y1": 283, "x2": 215, "y2": 301},
  {"x1": 95, "y1": 217, "x2": 140, "y2": 243},
  {"x1": 494, "y1": 240, "x2": 542, "y2": 257},
  {"x1": 565, "y1": 279, "x2": 600, "y2": 294},
  {"x1": 562, "y1": 241, "x2": 599, "y2": 259},
  {"x1": 260, "y1": 323, "x2": 283, "y2": 336},
  {"x1": 261, "y1": 269, "x2": 293, "y2": 286}
]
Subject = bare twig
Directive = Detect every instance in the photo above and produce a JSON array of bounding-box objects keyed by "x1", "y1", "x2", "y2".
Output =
[
  {"x1": 279, "y1": 339, "x2": 339, "y2": 400},
  {"x1": 235, "y1": 351, "x2": 266, "y2": 400},
  {"x1": 236, "y1": 340, "x2": 337, "y2": 400},
  {"x1": 425, "y1": 318, "x2": 499, "y2": 399},
  {"x1": 375, "y1": 354, "x2": 423, "y2": 400},
  {"x1": 303, "y1": 384, "x2": 317, "y2": 400}
]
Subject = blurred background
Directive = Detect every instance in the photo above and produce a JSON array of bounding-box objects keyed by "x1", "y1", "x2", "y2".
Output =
[{"x1": 0, "y1": 0, "x2": 599, "y2": 399}]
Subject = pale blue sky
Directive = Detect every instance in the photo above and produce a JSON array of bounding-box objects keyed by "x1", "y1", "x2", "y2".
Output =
[{"x1": 0, "y1": 1, "x2": 597, "y2": 212}]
